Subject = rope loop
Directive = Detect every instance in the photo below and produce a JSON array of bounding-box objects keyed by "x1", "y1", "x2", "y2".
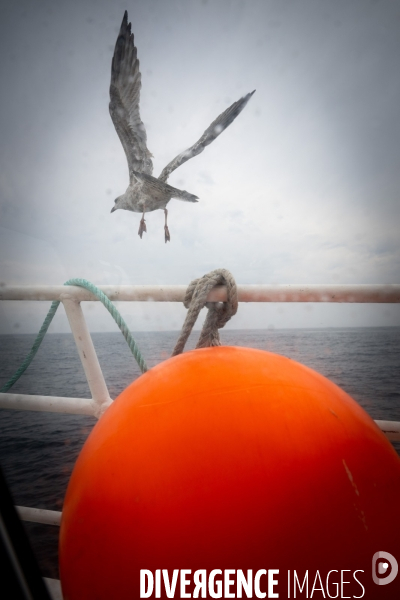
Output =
[{"x1": 172, "y1": 268, "x2": 238, "y2": 356}]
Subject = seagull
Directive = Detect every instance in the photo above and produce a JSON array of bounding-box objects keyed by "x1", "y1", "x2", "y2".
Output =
[{"x1": 109, "y1": 11, "x2": 255, "y2": 242}]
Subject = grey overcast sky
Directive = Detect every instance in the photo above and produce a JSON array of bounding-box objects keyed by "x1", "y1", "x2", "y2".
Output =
[{"x1": 0, "y1": 0, "x2": 399, "y2": 333}]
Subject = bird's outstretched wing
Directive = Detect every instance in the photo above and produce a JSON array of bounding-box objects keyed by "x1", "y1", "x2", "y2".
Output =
[
  {"x1": 109, "y1": 11, "x2": 153, "y2": 178},
  {"x1": 158, "y1": 90, "x2": 255, "y2": 183}
]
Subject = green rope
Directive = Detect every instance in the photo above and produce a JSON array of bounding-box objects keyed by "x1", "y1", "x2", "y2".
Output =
[
  {"x1": 0, "y1": 300, "x2": 61, "y2": 393},
  {"x1": 64, "y1": 279, "x2": 147, "y2": 374},
  {"x1": 0, "y1": 279, "x2": 147, "y2": 393}
]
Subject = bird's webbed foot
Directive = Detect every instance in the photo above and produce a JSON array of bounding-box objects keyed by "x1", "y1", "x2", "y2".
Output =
[{"x1": 138, "y1": 216, "x2": 147, "y2": 238}]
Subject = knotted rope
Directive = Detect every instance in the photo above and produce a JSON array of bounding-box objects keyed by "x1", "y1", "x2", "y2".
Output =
[{"x1": 172, "y1": 268, "x2": 238, "y2": 356}]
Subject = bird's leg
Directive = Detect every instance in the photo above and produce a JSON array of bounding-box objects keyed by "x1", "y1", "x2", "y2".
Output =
[
  {"x1": 138, "y1": 207, "x2": 147, "y2": 238},
  {"x1": 164, "y1": 208, "x2": 170, "y2": 243}
]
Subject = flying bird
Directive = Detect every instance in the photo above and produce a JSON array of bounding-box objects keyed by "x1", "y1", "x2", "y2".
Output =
[{"x1": 109, "y1": 11, "x2": 255, "y2": 242}]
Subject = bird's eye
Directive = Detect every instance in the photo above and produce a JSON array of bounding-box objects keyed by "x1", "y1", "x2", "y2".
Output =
[{"x1": 114, "y1": 199, "x2": 117, "y2": 203}]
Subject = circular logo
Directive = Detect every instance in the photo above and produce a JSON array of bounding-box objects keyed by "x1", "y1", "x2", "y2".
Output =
[{"x1": 372, "y1": 552, "x2": 398, "y2": 585}]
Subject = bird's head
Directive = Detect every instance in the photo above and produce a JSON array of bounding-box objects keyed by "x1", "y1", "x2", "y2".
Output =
[{"x1": 111, "y1": 195, "x2": 124, "y2": 213}]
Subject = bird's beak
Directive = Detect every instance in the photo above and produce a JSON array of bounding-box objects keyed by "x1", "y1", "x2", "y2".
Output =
[{"x1": 110, "y1": 206, "x2": 116, "y2": 213}]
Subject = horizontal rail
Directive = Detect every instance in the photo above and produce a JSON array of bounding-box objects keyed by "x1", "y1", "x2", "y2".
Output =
[
  {"x1": 0, "y1": 393, "x2": 106, "y2": 416},
  {"x1": 16, "y1": 506, "x2": 61, "y2": 526},
  {"x1": 13, "y1": 424, "x2": 400, "y2": 526},
  {"x1": 375, "y1": 420, "x2": 400, "y2": 442},
  {"x1": 1, "y1": 284, "x2": 400, "y2": 303},
  {"x1": 1, "y1": 391, "x2": 398, "y2": 440}
]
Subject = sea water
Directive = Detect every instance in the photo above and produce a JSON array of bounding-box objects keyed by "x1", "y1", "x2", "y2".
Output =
[{"x1": 0, "y1": 328, "x2": 399, "y2": 578}]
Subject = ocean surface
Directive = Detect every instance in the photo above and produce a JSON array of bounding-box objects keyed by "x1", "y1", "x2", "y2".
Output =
[{"x1": 0, "y1": 328, "x2": 399, "y2": 579}]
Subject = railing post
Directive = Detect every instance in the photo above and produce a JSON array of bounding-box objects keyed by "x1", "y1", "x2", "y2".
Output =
[{"x1": 61, "y1": 294, "x2": 112, "y2": 418}]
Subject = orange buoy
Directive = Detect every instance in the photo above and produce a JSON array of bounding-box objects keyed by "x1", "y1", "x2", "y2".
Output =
[{"x1": 59, "y1": 347, "x2": 400, "y2": 599}]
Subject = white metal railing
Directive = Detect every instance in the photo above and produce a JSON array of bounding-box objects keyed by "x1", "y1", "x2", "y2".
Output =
[
  {"x1": 1, "y1": 283, "x2": 400, "y2": 532},
  {"x1": 1, "y1": 284, "x2": 400, "y2": 422},
  {"x1": 16, "y1": 506, "x2": 62, "y2": 526},
  {"x1": 1, "y1": 283, "x2": 400, "y2": 303}
]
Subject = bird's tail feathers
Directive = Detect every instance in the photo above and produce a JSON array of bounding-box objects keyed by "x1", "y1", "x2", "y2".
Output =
[
  {"x1": 172, "y1": 189, "x2": 199, "y2": 203},
  {"x1": 130, "y1": 169, "x2": 199, "y2": 202}
]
